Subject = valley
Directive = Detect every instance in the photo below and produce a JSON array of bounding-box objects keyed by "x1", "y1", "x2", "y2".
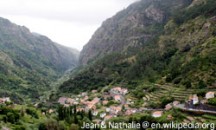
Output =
[{"x1": 0, "y1": 0, "x2": 216, "y2": 129}]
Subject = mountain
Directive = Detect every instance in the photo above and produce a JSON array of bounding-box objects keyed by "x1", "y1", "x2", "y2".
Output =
[
  {"x1": 59, "y1": 0, "x2": 216, "y2": 94},
  {"x1": 1, "y1": 0, "x2": 216, "y2": 129},
  {"x1": 0, "y1": 17, "x2": 79, "y2": 102},
  {"x1": 79, "y1": 0, "x2": 192, "y2": 64}
]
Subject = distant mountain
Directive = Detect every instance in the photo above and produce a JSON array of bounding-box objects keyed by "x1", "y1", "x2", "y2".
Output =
[
  {"x1": 0, "y1": 17, "x2": 79, "y2": 102},
  {"x1": 59, "y1": 0, "x2": 216, "y2": 94}
]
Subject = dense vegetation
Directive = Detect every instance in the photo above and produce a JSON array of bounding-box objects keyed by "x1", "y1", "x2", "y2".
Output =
[
  {"x1": 79, "y1": 0, "x2": 192, "y2": 64},
  {"x1": 60, "y1": 0, "x2": 216, "y2": 95},
  {"x1": 1, "y1": 0, "x2": 216, "y2": 129},
  {"x1": 173, "y1": 0, "x2": 216, "y2": 24},
  {"x1": 0, "y1": 103, "x2": 94, "y2": 130},
  {"x1": 0, "y1": 17, "x2": 79, "y2": 102}
]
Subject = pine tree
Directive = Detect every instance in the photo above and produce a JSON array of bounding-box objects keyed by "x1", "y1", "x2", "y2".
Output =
[{"x1": 88, "y1": 110, "x2": 92, "y2": 121}]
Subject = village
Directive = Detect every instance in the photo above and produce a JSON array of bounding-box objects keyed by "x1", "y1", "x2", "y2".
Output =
[
  {"x1": 0, "y1": 86, "x2": 215, "y2": 125},
  {"x1": 1, "y1": 86, "x2": 216, "y2": 124},
  {"x1": 57, "y1": 86, "x2": 216, "y2": 124}
]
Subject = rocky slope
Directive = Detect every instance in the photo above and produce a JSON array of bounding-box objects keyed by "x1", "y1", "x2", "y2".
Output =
[
  {"x1": 59, "y1": 0, "x2": 216, "y2": 94},
  {"x1": 0, "y1": 17, "x2": 79, "y2": 102},
  {"x1": 79, "y1": 0, "x2": 192, "y2": 64}
]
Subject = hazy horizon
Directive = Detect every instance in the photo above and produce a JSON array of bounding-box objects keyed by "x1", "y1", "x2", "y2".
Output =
[{"x1": 0, "y1": 0, "x2": 138, "y2": 51}]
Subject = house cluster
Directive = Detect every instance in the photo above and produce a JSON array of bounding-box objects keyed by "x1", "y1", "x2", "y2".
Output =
[
  {"x1": 151, "y1": 101, "x2": 180, "y2": 119},
  {"x1": 57, "y1": 86, "x2": 216, "y2": 123},
  {"x1": 151, "y1": 91, "x2": 216, "y2": 119},
  {"x1": 0, "y1": 97, "x2": 11, "y2": 104},
  {"x1": 165, "y1": 101, "x2": 180, "y2": 111},
  {"x1": 58, "y1": 97, "x2": 78, "y2": 107},
  {"x1": 110, "y1": 87, "x2": 128, "y2": 95},
  {"x1": 57, "y1": 87, "x2": 147, "y2": 122},
  {"x1": 187, "y1": 91, "x2": 215, "y2": 105}
]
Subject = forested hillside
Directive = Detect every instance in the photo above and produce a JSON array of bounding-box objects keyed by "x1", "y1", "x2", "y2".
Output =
[
  {"x1": 60, "y1": 0, "x2": 216, "y2": 94},
  {"x1": 1, "y1": 0, "x2": 216, "y2": 129},
  {"x1": 0, "y1": 17, "x2": 79, "y2": 102}
]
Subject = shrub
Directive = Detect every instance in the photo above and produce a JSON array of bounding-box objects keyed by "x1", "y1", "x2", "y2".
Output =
[
  {"x1": 161, "y1": 97, "x2": 174, "y2": 107},
  {"x1": 208, "y1": 98, "x2": 216, "y2": 106},
  {"x1": 106, "y1": 100, "x2": 118, "y2": 106},
  {"x1": 14, "y1": 126, "x2": 25, "y2": 130},
  {"x1": 196, "y1": 90, "x2": 207, "y2": 97},
  {"x1": 148, "y1": 101, "x2": 162, "y2": 109},
  {"x1": 26, "y1": 108, "x2": 39, "y2": 119},
  {"x1": 70, "y1": 124, "x2": 79, "y2": 130},
  {"x1": 198, "y1": 80, "x2": 207, "y2": 89},
  {"x1": 173, "y1": 0, "x2": 216, "y2": 25},
  {"x1": 182, "y1": 80, "x2": 192, "y2": 88},
  {"x1": 7, "y1": 112, "x2": 15, "y2": 124},
  {"x1": 38, "y1": 123, "x2": 47, "y2": 130},
  {"x1": 171, "y1": 109, "x2": 185, "y2": 121},
  {"x1": 173, "y1": 77, "x2": 182, "y2": 84},
  {"x1": 147, "y1": 86, "x2": 156, "y2": 92}
]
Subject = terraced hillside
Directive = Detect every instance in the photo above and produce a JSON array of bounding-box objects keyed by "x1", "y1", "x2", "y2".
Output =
[{"x1": 143, "y1": 84, "x2": 216, "y2": 103}]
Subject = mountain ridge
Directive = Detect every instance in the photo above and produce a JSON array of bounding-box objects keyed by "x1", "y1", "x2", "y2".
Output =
[
  {"x1": 79, "y1": 0, "x2": 192, "y2": 65},
  {"x1": 59, "y1": 0, "x2": 216, "y2": 94},
  {"x1": 0, "y1": 17, "x2": 79, "y2": 102}
]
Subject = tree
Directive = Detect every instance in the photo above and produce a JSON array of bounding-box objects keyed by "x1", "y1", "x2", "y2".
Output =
[
  {"x1": 198, "y1": 80, "x2": 207, "y2": 89},
  {"x1": 26, "y1": 108, "x2": 39, "y2": 119},
  {"x1": 183, "y1": 80, "x2": 192, "y2": 88},
  {"x1": 45, "y1": 120, "x2": 62, "y2": 130},
  {"x1": 74, "y1": 115, "x2": 78, "y2": 124},
  {"x1": 38, "y1": 123, "x2": 47, "y2": 130},
  {"x1": 161, "y1": 97, "x2": 174, "y2": 107},
  {"x1": 57, "y1": 105, "x2": 64, "y2": 120},
  {"x1": 74, "y1": 105, "x2": 77, "y2": 115},
  {"x1": 88, "y1": 110, "x2": 92, "y2": 121},
  {"x1": 7, "y1": 112, "x2": 15, "y2": 124}
]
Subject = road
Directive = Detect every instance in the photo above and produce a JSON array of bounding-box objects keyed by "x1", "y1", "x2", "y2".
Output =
[{"x1": 175, "y1": 104, "x2": 216, "y2": 115}]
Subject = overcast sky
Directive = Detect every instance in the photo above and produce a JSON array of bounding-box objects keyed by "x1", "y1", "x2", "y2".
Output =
[{"x1": 0, "y1": 0, "x2": 138, "y2": 51}]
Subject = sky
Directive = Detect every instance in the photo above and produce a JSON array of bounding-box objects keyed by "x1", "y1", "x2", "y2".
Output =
[{"x1": 0, "y1": 0, "x2": 138, "y2": 51}]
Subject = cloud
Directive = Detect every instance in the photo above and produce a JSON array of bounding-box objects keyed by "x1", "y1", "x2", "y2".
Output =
[{"x1": 0, "y1": 0, "x2": 138, "y2": 50}]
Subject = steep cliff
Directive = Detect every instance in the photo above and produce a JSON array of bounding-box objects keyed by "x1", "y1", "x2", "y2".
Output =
[
  {"x1": 79, "y1": 0, "x2": 192, "y2": 64},
  {"x1": 60, "y1": 0, "x2": 216, "y2": 94}
]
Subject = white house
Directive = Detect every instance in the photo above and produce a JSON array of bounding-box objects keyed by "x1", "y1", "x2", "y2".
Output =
[
  {"x1": 106, "y1": 108, "x2": 111, "y2": 112},
  {"x1": 81, "y1": 92, "x2": 88, "y2": 97},
  {"x1": 0, "y1": 97, "x2": 11, "y2": 104},
  {"x1": 152, "y1": 111, "x2": 163, "y2": 118},
  {"x1": 3, "y1": 97, "x2": 10, "y2": 102},
  {"x1": 100, "y1": 113, "x2": 106, "y2": 118},
  {"x1": 205, "y1": 92, "x2": 215, "y2": 99},
  {"x1": 193, "y1": 94, "x2": 199, "y2": 105},
  {"x1": 92, "y1": 110, "x2": 98, "y2": 116}
]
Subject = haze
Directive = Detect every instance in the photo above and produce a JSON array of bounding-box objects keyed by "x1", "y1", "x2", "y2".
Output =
[{"x1": 0, "y1": 0, "x2": 138, "y2": 50}]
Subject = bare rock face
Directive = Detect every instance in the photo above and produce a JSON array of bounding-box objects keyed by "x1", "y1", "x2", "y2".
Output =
[
  {"x1": 79, "y1": 0, "x2": 192, "y2": 65},
  {"x1": 144, "y1": 5, "x2": 164, "y2": 23},
  {"x1": 0, "y1": 51, "x2": 14, "y2": 65}
]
